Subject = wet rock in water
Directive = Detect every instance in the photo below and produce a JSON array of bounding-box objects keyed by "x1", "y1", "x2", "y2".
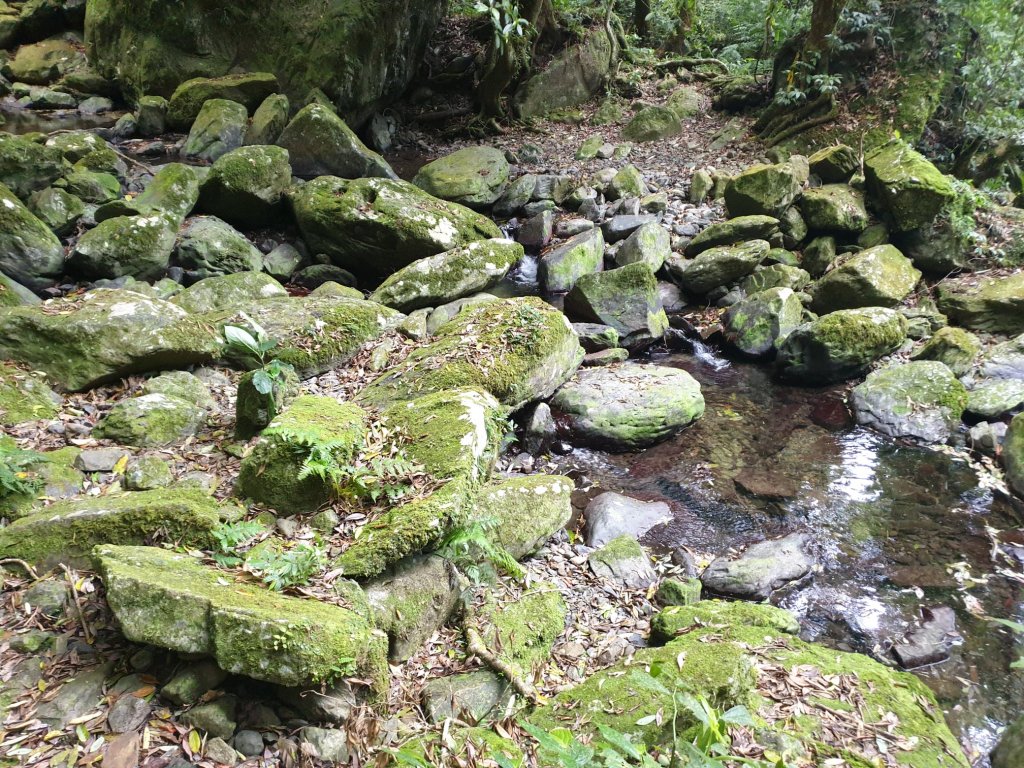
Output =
[
  {"x1": 733, "y1": 468, "x2": 799, "y2": 501},
  {"x1": 166, "y1": 72, "x2": 279, "y2": 131},
  {"x1": 911, "y1": 326, "x2": 980, "y2": 377},
  {"x1": 966, "y1": 380, "x2": 1024, "y2": 420},
  {"x1": 182, "y1": 99, "x2": 248, "y2": 162},
  {"x1": 723, "y1": 287, "x2": 803, "y2": 357},
  {"x1": 584, "y1": 492, "x2": 672, "y2": 547},
  {"x1": 775, "y1": 307, "x2": 907, "y2": 385},
  {"x1": 0, "y1": 487, "x2": 224, "y2": 568},
  {"x1": 470, "y1": 474, "x2": 572, "y2": 559},
  {"x1": 724, "y1": 162, "x2": 803, "y2": 218},
  {"x1": 298, "y1": 727, "x2": 349, "y2": 763},
  {"x1": 412, "y1": 146, "x2": 510, "y2": 209},
  {"x1": 289, "y1": 176, "x2": 500, "y2": 282},
  {"x1": 1004, "y1": 414, "x2": 1024, "y2": 498},
  {"x1": 993, "y1": 715, "x2": 1024, "y2": 768},
  {"x1": 808, "y1": 144, "x2": 858, "y2": 183},
  {"x1": 701, "y1": 532, "x2": 814, "y2": 600},
  {"x1": 370, "y1": 239, "x2": 522, "y2": 313},
  {"x1": 365, "y1": 554, "x2": 460, "y2": 662},
  {"x1": 685, "y1": 215, "x2": 779, "y2": 257},
  {"x1": 810, "y1": 245, "x2": 921, "y2": 314},
  {"x1": 277, "y1": 103, "x2": 396, "y2": 180},
  {"x1": 850, "y1": 361, "x2": 967, "y2": 443},
  {"x1": 539, "y1": 228, "x2": 604, "y2": 293},
  {"x1": 96, "y1": 545, "x2": 387, "y2": 690},
  {"x1": 518, "y1": 210, "x2": 554, "y2": 251},
  {"x1": 95, "y1": 392, "x2": 207, "y2": 448},
  {"x1": 668, "y1": 239, "x2": 769, "y2": 296},
  {"x1": 422, "y1": 670, "x2": 512, "y2": 725},
  {"x1": 0, "y1": 182, "x2": 64, "y2": 290},
  {"x1": 614, "y1": 221, "x2": 670, "y2": 271},
  {"x1": 589, "y1": 535, "x2": 657, "y2": 588},
  {"x1": 891, "y1": 606, "x2": 958, "y2": 669},
  {"x1": 552, "y1": 364, "x2": 704, "y2": 451},
  {"x1": 565, "y1": 263, "x2": 668, "y2": 349},
  {"x1": 198, "y1": 145, "x2": 292, "y2": 229},
  {"x1": 864, "y1": 139, "x2": 956, "y2": 232}
]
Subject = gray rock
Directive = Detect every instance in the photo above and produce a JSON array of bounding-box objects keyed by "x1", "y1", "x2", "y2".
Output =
[
  {"x1": 162, "y1": 660, "x2": 228, "y2": 705},
  {"x1": 518, "y1": 210, "x2": 554, "y2": 252},
  {"x1": 555, "y1": 218, "x2": 594, "y2": 238},
  {"x1": 233, "y1": 730, "x2": 264, "y2": 758},
  {"x1": 108, "y1": 694, "x2": 151, "y2": 733},
  {"x1": 850, "y1": 361, "x2": 967, "y2": 443},
  {"x1": 891, "y1": 606, "x2": 958, "y2": 669},
  {"x1": 539, "y1": 228, "x2": 604, "y2": 293},
  {"x1": 589, "y1": 535, "x2": 657, "y2": 588},
  {"x1": 182, "y1": 99, "x2": 247, "y2": 163},
  {"x1": 74, "y1": 448, "x2": 129, "y2": 473},
  {"x1": 969, "y1": 421, "x2": 1006, "y2": 456},
  {"x1": 584, "y1": 492, "x2": 672, "y2": 547},
  {"x1": 37, "y1": 663, "x2": 112, "y2": 727},
  {"x1": 275, "y1": 680, "x2": 356, "y2": 725},
  {"x1": 277, "y1": 103, "x2": 396, "y2": 179},
  {"x1": 966, "y1": 379, "x2": 1024, "y2": 420},
  {"x1": 615, "y1": 221, "x2": 670, "y2": 271},
  {"x1": 422, "y1": 670, "x2": 511, "y2": 725},
  {"x1": 572, "y1": 323, "x2": 620, "y2": 352},
  {"x1": 181, "y1": 696, "x2": 237, "y2": 740},
  {"x1": 24, "y1": 579, "x2": 68, "y2": 618},
  {"x1": 523, "y1": 402, "x2": 556, "y2": 454},
  {"x1": 701, "y1": 533, "x2": 814, "y2": 600},
  {"x1": 980, "y1": 333, "x2": 1024, "y2": 381},
  {"x1": 564, "y1": 263, "x2": 669, "y2": 349},
  {"x1": 298, "y1": 727, "x2": 349, "y2": 763},
  {"x1": 602, "y1": 214, "x2": 657, "y2": 243},
  {"x1": 204, "y1": 737, "x2": 238, "y2": 765}
]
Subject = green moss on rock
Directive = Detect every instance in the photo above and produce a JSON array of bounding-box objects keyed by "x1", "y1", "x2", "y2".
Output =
[
  {"x1": 0, "y1": 362, "x2": 59, "y2": 425},
  {"x1": 198, "y1": 145, "x2": 292, "y2": 229},
  {"x1": 277, "y1": 103, "x2": 395, "y2": 180},
  {"x1": 935, "y1": 273, "x2": 1024, "y2": 335},
  {"x1": 69, "y1": 213, "x2": 178, "y2": 281},
  {"x1": 864, "y1": 139, "x2": 956, "y2": 233},
  {"x1": 0, "y1": 180, "x2": 64, "y2": 290},
  {"x1": 412, "y1": 146, "x2": 510, "y2": 209},
  {"x1": 166, "y1": 72, "x2": 279, "y2": 131},
  {"x1": 810, "y1": 244, "x2": 921, "y2": 314}
]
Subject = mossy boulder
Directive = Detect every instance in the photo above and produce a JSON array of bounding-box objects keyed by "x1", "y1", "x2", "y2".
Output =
[
  {"x1": 97, "y1": 163, "x2": 200, "y2": 224},
  {"x1": 723, "y1": 287, "x2": 804, "y2": 357},
  {"x1": 650, "y1": 600, "x2": 799, "y2": 645},
  {"x1": 136, "y1": 95, "x2": 168, "y2": 137},
  {"x1": 234, "y1": 362, "x2": 300, "y2": 439},
  {"x1": 94, "y1": 545, "x2": 388, "y2": 693},
  {"x1": 0, "y1": 289, "x2": 222, "y2": 391},
  {"x1": 799, "y1": 184, "x2": 869, "y2": 232},
  {"x1": 289, "y1": 176, "x2": 500, "y2": 282},
  {"x1": 685, "y1": 215, "x2": 779, "y2": 257},
  {"x1": 0, "y1": 362, "x2": 59, "y2": 425},
  {"x1": 724, "y1": 163, "x2": 803, "y2": 218},
  {"x1": 476, "y1": 585, "x2": 566, "y2": 678},
  {"x1": 810, "y1": 245, "x2": 921, "y2": 314},
  {"x1": 808, "y1": 144, "x2": 858, "y2": 183},
  {"x1": 776, "y1": 307, "x2": 908, "y2": 385},
  {"x1": 28, "y1": 186, "x2": 85, "y2": 237},
  {"x1": 0, "y1": 445, "x2": 84, "y2": 521},
  {"x1": 622, "y1": 105, "x2": 682, "y2": 143},
  {"x1": 172, "y1": 216, "x2": 263, "y2": 281},
  {"x1": 538, "y1": 227, "x2": 604, "y2": 293},
  {"x1": 143, "y1": 370, "x2": 214, "y2": 409},
  {"x1": 173, "y1": 272, "x2": 286, "y2": 314},
  {"x1": 335, "y1": 389, "x2": 504, "y2": 578},
  {"x1": 614, "y1": 221, "x2": 670, "y2": 271},
  {"x1": 197, "y1": 145, "x2": 292, "y2": 229},
  {"x1": 740, "y1": 263, "x2": 810, "y2": 294},
  {"x1": 851, "y1": 361, "x2": 967, "y2": 443},
  {"x1": 359, "y1": 297, "x2": 582, "y2": 411},
  {"x1": 237, "y1": 395, "x2": 367, "y2": 513},
  {"x1": 6, "y1": 36, "x2": 84, "y2": 85},
  {"x1": 0, "y1": 181, "x2": 63, "y2": 290},
  {"x1": 528, "y1": 600, "x2": 968, "y2": 768},
  {"x1": 0, "y1": 271, "x2": 40, "y2": 307},
  {"x1": 666, "y1": 85, "x2": 707, "y2": 119},
  {"x1": 935, "y1": 273, "x2": 1024, "y2": 335},
  {"x1": 469, "y1": 474, "x2": 572, "y2": 560},
  {"x1": 0, "y1": 133, "x2": 66, "y2": 199},
  {"x1": 96, "y1": 393, "x2": 207, "y2": 447},
  {"x1": 607, "y1": 164, "x2": 647, "y2": 200},
  {"x1": 182, "y1": 99, "x2": 248, "y2": 163},
  {"x1": 910, "y1": 326, "x2": 980, "y2": 377},
  {"x1": 59, "y1": 169, "x2": 121, "y2": 205},
  {"x1": 245, "y1": 93, "x2": 290, "y2": 146},
  {"x1": 564, "y1": 263, "x2": 669, "y2": 349},
  {"x1": 412, "y1": 146, "x2": 510, "y2": 209},
  {"x1": 69, "y1": 213, "x2": 178, "y2": 281},
  {"x1": 551, "y1": 364, "x2": 704, "y2": 451},
  {"x1": 0, "y1": 488, "x2": 224, "y2": 568},
  {"x1": 277, "y1": 103, "x2": 396, "y2": 180},
  {"x1": 994, "y1": 715, "x2": 1024, "y2": 768},
  {"x1": 965, "y1": 380, "x2": 1024, "y2": 420},
  {"x1": 864, "y1": 139, "x2": 956, "y2": 233},
  {"x1": 669, "y1": 239, "x2": 769, "y2": 295},
  {"x1": 370, "y1": 239, "x2": 523, "y2": 313},
  {"x1": 166, "y1": 72, "x2": 279, "y2": 131}
]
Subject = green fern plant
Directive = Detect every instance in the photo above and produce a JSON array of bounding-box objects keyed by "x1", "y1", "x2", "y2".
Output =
[
  {"x1": 246, "y1": 539, "x2": 326, "y2": 591},
  {"x1": 439, "y1": 516, "x2": 524, "y2": 584},
  {"x1": 210, "y1": 520, "x2": 265, "y2": 568},
  {"x1": 0, "y1": 446, "x2": 43, "y2": 501}
]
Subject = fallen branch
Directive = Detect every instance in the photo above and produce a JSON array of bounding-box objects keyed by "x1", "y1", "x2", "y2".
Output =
[
  {"x1": 0, "y1": 558, "x2": 41, "y2": 580},
  {"x1": 465, "y1": 624, "x2": 540, "y2": 704},
  {"x1": 60, "y1": 564, "x2": 94, "y2": 645},
  {"x1": 654, "y1": 57, "x2": 730, "y2": 75}
]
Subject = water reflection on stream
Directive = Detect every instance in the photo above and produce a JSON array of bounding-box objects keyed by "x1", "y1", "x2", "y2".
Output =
[{"x1": 550, "y1": 346, "x2": 1024, "y2": 763}]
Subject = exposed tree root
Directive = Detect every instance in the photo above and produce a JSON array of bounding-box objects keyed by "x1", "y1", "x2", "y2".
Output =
[
  {"x1": 755, "y1": 93, "x2": 836, "y2": 146},
  {"x1": 654, "y1": 57, "x2": 729, "y2": 75}
]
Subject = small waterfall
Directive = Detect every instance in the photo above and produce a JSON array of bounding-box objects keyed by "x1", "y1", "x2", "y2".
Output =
[{"x1": 689, "y1": 337, "x2": 731, "y2": 371}]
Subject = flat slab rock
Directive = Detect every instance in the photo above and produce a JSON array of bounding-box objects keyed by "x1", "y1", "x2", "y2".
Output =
[
  {"x1": 891, "y1": 606, "x2": 959, "y2": 669},
  {"x1": 584, "y1": 491, "x2": 672, "y2": 547},
  {"x1": 701, "y1": 532, "x2": 814, "y2": 600}
]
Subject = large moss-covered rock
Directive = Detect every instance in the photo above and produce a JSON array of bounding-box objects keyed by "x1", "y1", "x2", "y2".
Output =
[
  {"x1": 551, "y1": 364, "x2": 704, "y2": 451},
  {"x1": 69, "y1": 213, "x2": 178, "y2": 281},
  {"x1": 469, "y1": 474, "x2": 572, "y2": 560},
  {"x1": 0, "y1": 362, "x2": 59, "y2": 425},
  {"x1": 808, "y1": 144, "x2": 858, "y2": 183},
  {"x1": 336, "y1": 389, "x2": 503, "y2": 577},
  {"x1": 173, "y1": 216, "x2": 263, "y2": 280},
  {"x1": 60, "y1": 169, "x2": 120, "y2": 204},
  {"x1": 810, "y1": 244, "x2": 921, "y2": 313},
  {"x1": 669, "y1": 239, "x2": 769, "y2": 295},
  {"x1": 95, "y1": 545, "x2": 388, "y2": 693},
  {"x1": 95, "y1": 392, "x2": 206, "y2": 447},
  {"x1": 776, "y1": 307, "x2": 908, "y2": 385},
  {"x1": 198, "y1": 145, "x2": 291, "y2": 228},
  {"x1": 666, "y1": 85, "x2": 707, "y2": 119},
  {"x1": 370, "y1": 239, "x2": 522, "y2": 312},
  {"x1": 850, "y1": 361, "x2": 967, "y2": 443},
  {"x1": 237, "y1": 396, "x2": 367, "y2": 513},
  {"x1": 685, "y1": 215, "x2": 779, "y2": 257},
  {"x1": 615, "y1": 221, "x2": 670, "y2": 271},
  {"x1": 86, "y1": 0, "x2": 447, "y2": 127},
  {"x1": 359, "y1": 297, "x2": 582, "y2": 411},
  {"x1": 622, "y1": 105, "x2": 682, "y2": 143},
  {"x1": 528, "y1": 601, "x2": 968, "y2": 768},
  {"x1": 96, "y1": 163, "x2": 199, "y2": 223},
  {"x1": 740, "y1": 263, "x2": 810, "y2": 294},
  {"x1": 965, "y1": 380, "x2": 1024, "y2": 420},
  {"x1": 172, "y1": 272, "x2": 286, "y2": 314},
  {"x1": 166, "y1": 72, "x2": 279, "y2": 130},
  {"x1": 29, "y1": 186, "x2": 85, "y2": 237},
  {"x1": 6, "y1": 36, "x2": 84, "y2": 85},
  {"x1": 864, "y1": 139, "x2": 956, "y2": 232},
  {"x1": 910, "y1": 326, "x2": 980, "y2": 377},
  {"x1": 724, "y1": 163, "x2": 803, "y2": 218},
  {"x1": 476, "y1": 585, "x2": 565, "y2": 678},
  {"x1": 289, "y1": 176, "x2": 500, "y2": 281},
  {"x1": 0, "y1": 289, "x2": 222, "y2": 391},
  {"x1": 0, "y1": 181, "x2": 63, "y2": 289},
  {"x1": 799, "y1": 184, "x2": 869, "y2": 232},
  {"x1": 277, "y1": 103, "x2": 396, "y2": 180},
  {"x1": 45, "y1": 131, "x2": 107, "y2": 164},
  {"x1": 538, "y1": 227, "x2": 604, "y2": 293},
  {"x1": 0, "y1": 488, "x2": 223, "y2": 568},
  {"x1": 512, "y1": 26, "x2": 617, "y2": 118},
  {"x1": 412, "y1": 147, "x2": 510, "y2": 209},
  {"x1": 564, "y1": 263, "x2": 668, "y2": 349},
  {"x1": 245, "y1": 93, "x2": 290, "y2": 146},
  {"x1": 235, "y1": 362, "x2": 299, "y2": 439},
  {"x1": 935, "y1": 273, "x2": 1024, "y2": 334},
  {"x1": 979, "y1": 333, "x2": 1024, "y2": 381},
  {"x1": 723, "y1": 287, "x2": 803, "y2": 357},
  {"x1": 0, "y1": 133, "x2": 66, "y2": 200},
  {"x1": 0, "y1": 444, "x2": 84, "y2": 520},
  {"x1": 181, "y1": 99, "x2": 247, "y2": 163}
]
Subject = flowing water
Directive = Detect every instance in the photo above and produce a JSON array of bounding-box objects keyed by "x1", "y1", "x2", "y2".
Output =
[{"x1": 549, "y1": 344, "x2": 1024, "y2": 764}]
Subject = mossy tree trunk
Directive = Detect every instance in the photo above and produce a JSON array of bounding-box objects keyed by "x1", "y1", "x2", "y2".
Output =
[
  {"x1": 634, "y1": 0, "x2": 650, "y2": 43},
  {"x1": 806, "y1": 0, "x2": 847, "y2": 72},
  {"x1": 478, "y1": 0, "x2": 556, "y2": 120}
]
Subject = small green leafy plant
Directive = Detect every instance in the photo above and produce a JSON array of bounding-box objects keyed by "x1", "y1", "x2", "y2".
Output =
[
  {"x1": 246, "y1": 539, "x2": 327, "y2": 591},
  {"x1": 210, "y1": 520, "x2": 265, "y2": 567},
  {"x1": 522, "y1": 722, "x2": 661, "y2": 768},
  {"x1": 223, "y1": 314, "x2": 278, "y2": 367},
  {"x1": 439, "y1": 516, "x2": 524, "y2": 584},
  {"x1": 0, "y1": 445, "x2": 43, "y2": 501}
]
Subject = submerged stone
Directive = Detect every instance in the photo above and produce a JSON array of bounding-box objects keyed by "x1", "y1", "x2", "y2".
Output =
[{"x1": 701, "y1": 532, "x2": 813, "y2": 600}]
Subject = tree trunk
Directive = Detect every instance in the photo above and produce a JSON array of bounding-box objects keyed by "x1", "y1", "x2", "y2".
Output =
[
  {"x1": 635, "y1": 0, "x2": 650, "y2": 43},
  {"x1": 806, "y1": 0, "x2": 847, "y2": 71},
  {"x1": 478, "y1": 0, "x2": 556, "y2": 120}
]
